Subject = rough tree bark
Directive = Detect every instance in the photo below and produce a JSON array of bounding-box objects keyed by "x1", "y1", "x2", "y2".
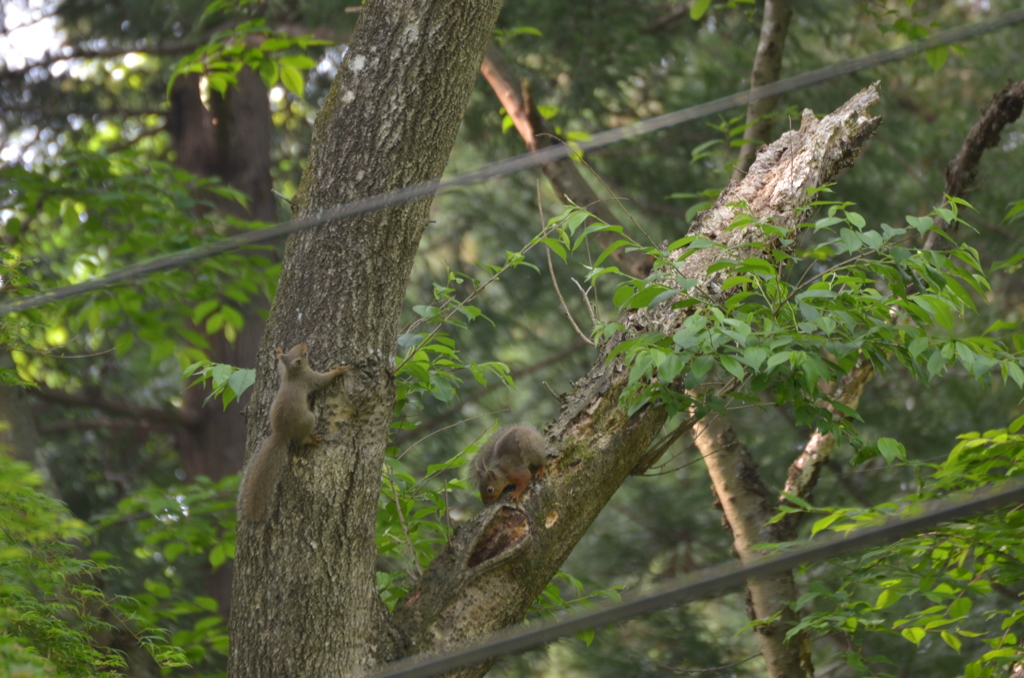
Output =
[
  {"x1": 227, "y1": 0, "x2": 881, "y2": 671},
  {"x1": 732, "y1": 0, "x2": 794, "y2": 181},
  {"x1": 228, "y1": 2, "x2": 505, "y2": 676}
]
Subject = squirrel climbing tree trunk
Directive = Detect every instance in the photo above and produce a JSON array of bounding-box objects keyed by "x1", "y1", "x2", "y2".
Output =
[
  {"x1": 227, "y1": 2, "x2": 505, "y2": 675},
  {"x1": 226, "y1": 0, "x2": 882, "y2": 675}
]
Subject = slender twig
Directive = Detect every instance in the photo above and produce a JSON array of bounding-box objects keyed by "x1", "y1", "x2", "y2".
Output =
[
  {"x1": 397, "y1": 411, "x2": 502, "y2": 462},
  {"x1": 538, "y1": 179, "x2": 594, "y2": 346},
  {"x1": 547, "y1": 248, "x2": 595, "y2": 347},
  {"x1": 570, "y1": 277, "x2": 598, "y2": 324}
]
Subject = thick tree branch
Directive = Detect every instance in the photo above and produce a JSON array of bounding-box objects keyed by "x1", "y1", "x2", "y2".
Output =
[
  {"x1": 479, "y1": 43, "x2": 654, "y2": 279},
  {"x1": 923, "y1": 77, "x2": 1024, "y2": 250},
  {"x1": 394, "y1": 85, "x2": 882, "y2": 678},
  {"x1": 732, "y1": 0, "x2": 794, "y2": 181}
]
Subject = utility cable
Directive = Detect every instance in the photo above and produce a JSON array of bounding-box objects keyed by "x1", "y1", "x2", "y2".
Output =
[
  {"x1": 2, "y1": 8, "x2": 1023, "y2": 317},
  {"x1": 368, "y1": 478, "x2": 1024, "y2": 678}
]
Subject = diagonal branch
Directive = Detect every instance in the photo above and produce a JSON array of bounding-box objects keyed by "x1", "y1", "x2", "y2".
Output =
[
  {"x1": 392, "y1": 85, "x2": 882, "y2": 678},
  {"x1": 479, "y1": 43, "x2": 654, "y2": 279},
  {"x1": 923, "y1": 77, "x2": 1024, "y2": 250}
]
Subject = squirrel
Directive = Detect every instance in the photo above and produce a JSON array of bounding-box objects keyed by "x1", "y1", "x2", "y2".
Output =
[
  {"x1": 469, "y1": 424, "x2": 549, "y2": 504},
  {"x1": 237, "y1": 343, "x2": 347, "y2": 522}
]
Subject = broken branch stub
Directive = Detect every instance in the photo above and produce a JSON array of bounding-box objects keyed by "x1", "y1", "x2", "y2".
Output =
[{"x1": 391, "y1": 84, "x2": 882, "y2": 673}]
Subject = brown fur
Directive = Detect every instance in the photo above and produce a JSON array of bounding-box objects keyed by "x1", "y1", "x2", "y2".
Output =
[
  {"x1": 237, "y1": 343, "x2": 347, "y2": 522},
  {"x1": 469, "y1": 424, "x2": 548, "y2": 504}
]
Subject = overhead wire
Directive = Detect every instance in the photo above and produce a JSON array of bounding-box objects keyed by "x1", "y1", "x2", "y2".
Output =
[
  {"x1": 368, "y1": 478, "x2": 1024, "y2": 678},
  {"x1": 2, "y1": 8, "x2": 1023, "y2": 316}
]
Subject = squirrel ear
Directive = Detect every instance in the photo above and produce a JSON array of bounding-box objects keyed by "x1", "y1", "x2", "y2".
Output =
[
  {"x1": 487, "y1": 470, "x2": 498, "y2": 481},
  {"x1": 274, "y1": 347, "x2": 283, "y2": 356}
]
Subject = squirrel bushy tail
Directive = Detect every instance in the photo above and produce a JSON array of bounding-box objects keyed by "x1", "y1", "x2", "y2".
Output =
[{"x1": 237, "y1": 433, "x2": 289, "y2": 522}]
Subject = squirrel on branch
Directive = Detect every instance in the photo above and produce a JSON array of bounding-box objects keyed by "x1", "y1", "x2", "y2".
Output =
[
  {"x1": 469, "y1": 424, "x2": 549, "y2": 504},
  {"x1": 237, "y1": 343, "x2": 347, "y2": 522}
]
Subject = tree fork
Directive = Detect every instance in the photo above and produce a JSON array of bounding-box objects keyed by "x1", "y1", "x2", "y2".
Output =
[{"x1": 394, "y1": 87, "x2": 882, "y2": 677}]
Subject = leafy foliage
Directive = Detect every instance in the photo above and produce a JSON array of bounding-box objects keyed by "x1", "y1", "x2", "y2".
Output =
[
  {"x1": 0, "y1": 149, "x2": 279, "y2": 380},
  {"x1": 781, "y1": 420, "x2": 1024, "y2": 677},
  {"x1": 91, "y1": 476, "x2": 237, "y2": 672},
  {"x1": 0, "y1": 453, "x2": 188, "y2": 675}
]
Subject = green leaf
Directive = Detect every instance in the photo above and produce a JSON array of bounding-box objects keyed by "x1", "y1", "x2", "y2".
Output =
[
  {"x1": 280, "y1": 64, "x2": 305, "y2": 98},
  {"x1": 193, "y1": 299, "x2": 219, "y2": 324},
  {"x1": 947, "y1": 597, "x2": 972, "y2": 619},
  {"x1": 811, "y1": 512, "x2": 844, "y2": 537},
  {"x1": 194, "y1": 596, "x2": 220, "y2": 612},
  {"x1": 209, "y1": 544, "x2": 227, "y2": 568},
  {"x1": 940, "y1": 630, "x2": 962, "y2": 652},
  {"x1": 144, "y1": 579, "x2": 171, "y2": 598},
  {"x1": 906, "y1": 215, "x2": 934, "y2": 234},
  {"x1": 840, "y1": 228, "x2": 860, "y2": 252},
  {"x1": 278, "y1": 54, "x2": 316, "y2": 69},
  {"x1": 925, "y1": 45, "x2": 948, "y2": 71},
  {"x1": 875, "y1": 588, "x2": 901, "y2": 609},
  {"x1": 901, "y1": 627, "x2": 926, "y2": 645},
  {"x1": 719, "y1": 355, "x2": 745, "y2": 381},
  {"x1": 690, "y1": 354, "x2": 715, "y2": 381},
  {"x1": 690, "y1": 0, "x2": 713, "y2": 20},
  {"x1": 258, "y1": 58, "x2": 279, "y2": 87},
  {"x1": 877, "y1": 437, "x2": 905, "y2": 465},
  {"x1": 908, "y1": 336, "x2": 929, "y2": 359},
  {"x1": 227, "y1": 369, "x2": 256, "y2": 403}
]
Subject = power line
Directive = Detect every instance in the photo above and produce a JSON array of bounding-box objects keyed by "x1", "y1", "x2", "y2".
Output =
[
  {"x1": 369, "y1": 478, "x2": 1024, "y2": 678},
  {"x1": 2, "y1": 8, "x2": 1023, "y2": 317}
]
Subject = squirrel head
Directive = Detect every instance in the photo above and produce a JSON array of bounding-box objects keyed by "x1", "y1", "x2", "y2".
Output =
[
  {"x1": 480, "y1": 469, "x2": 503, "y2": 504},
  {"x1": 278, "y1": 343, "x2": 309, "y2": 374}
]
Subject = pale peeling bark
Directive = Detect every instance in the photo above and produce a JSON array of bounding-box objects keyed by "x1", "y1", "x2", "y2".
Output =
[
  {"x1": 692, "y1": 414, "x2": 813, "y2": 678},
  {"x1": 732, "y1": 0, "x2": 794, "y2": 181},
  {"x1": 776, "y1": 356, "x2": 874, "y2": 539},
  {"x1": 394, "y1": 86, "x2": 881, "y2": 677},
  {"x1": 479, "y1": 43, "x2": 654, "y2": 279},
  {"x1": 227, "y1": 2, "x2": 504, "y2": 676}
]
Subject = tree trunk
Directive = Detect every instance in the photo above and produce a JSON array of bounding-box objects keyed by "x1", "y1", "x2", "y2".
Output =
[
  {"x1": 732, "y1": 0, "x2": 794, "y2": 181},
  {"x1": 168, "y1": 64, "x2": 277, "y2": 617},
  {"x1": 692, "y1": 412, "x2": 813, "y2": 678},
  {"x1": 227, "y1": 0, "x2": 881, "y2": 667},
  {"x1": 228, "y1": 2, "x2": 504, "y2": 675}
]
